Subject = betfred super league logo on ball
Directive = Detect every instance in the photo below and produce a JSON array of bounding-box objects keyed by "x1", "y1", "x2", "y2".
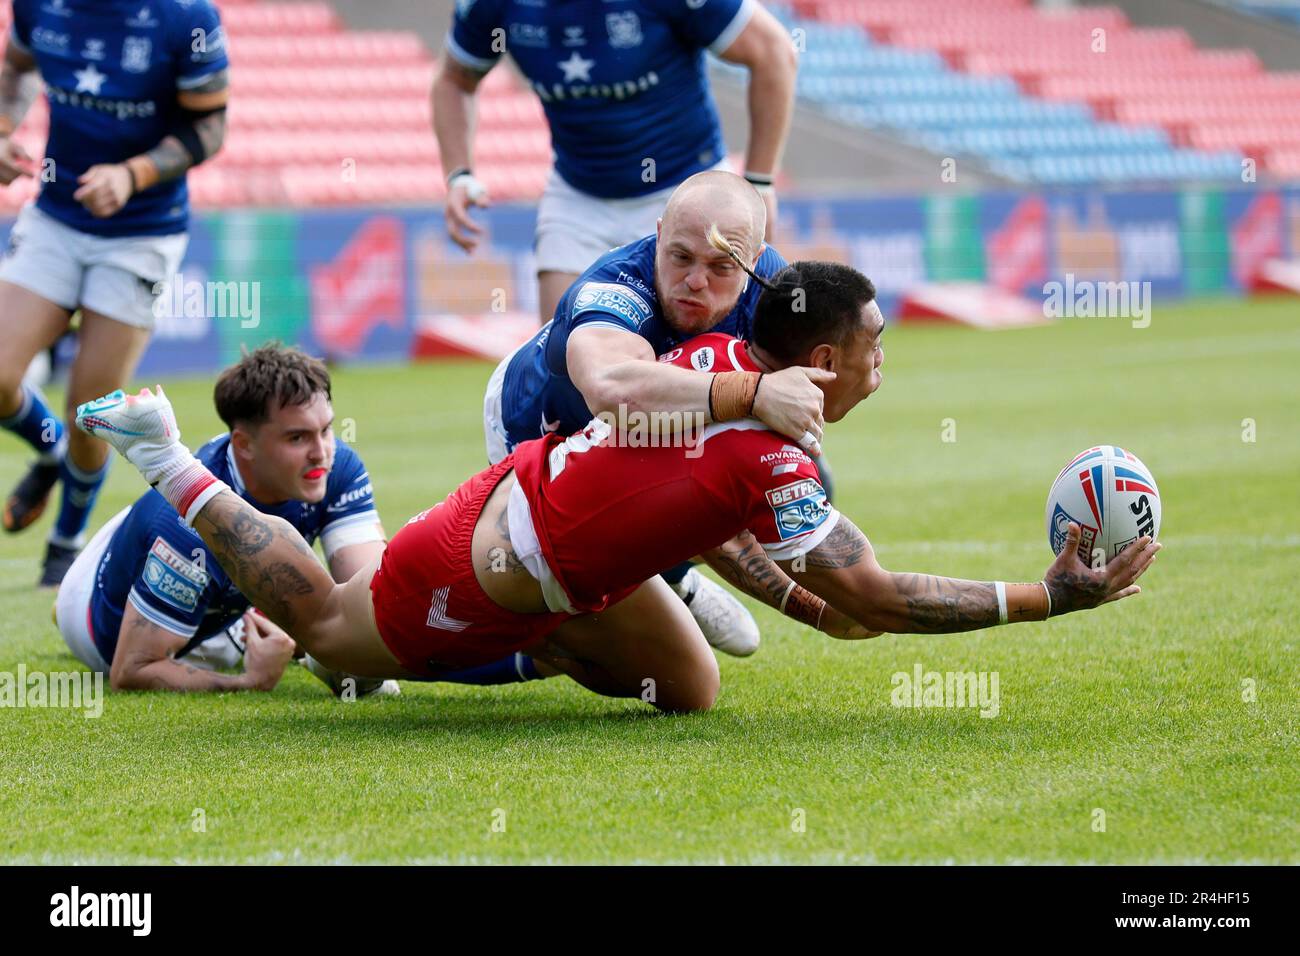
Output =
[{"x1": 1050, "y1": 503, "x2": 1096, "y2": 561}]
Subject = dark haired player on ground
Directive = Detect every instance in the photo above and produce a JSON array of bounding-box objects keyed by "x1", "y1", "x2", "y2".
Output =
[
  {"x1": 55, "y1": 345, "x2": 394, "y2": 696},
  {"x1": 78, "y1": 264, "x2": 1160, "y2": 712}
]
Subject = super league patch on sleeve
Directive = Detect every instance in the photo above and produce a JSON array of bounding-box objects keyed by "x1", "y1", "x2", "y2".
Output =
[
  {"x1": 572, "y1": 281, "x2": 654, "y2": 328},
  {"x1": 142, "y1": 537, "x2": 209, "y2": 614},
  {"x1": 766, "y1": 478, "x2": 832, "y2": 540}
]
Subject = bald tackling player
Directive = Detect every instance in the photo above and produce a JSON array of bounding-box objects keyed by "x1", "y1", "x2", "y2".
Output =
[
  {"x1": 483, "y1": 170, "x2": 832, "y2": 658},
  {"x1": 434, "y1": 0, "x2": 797, "y2": 325}
]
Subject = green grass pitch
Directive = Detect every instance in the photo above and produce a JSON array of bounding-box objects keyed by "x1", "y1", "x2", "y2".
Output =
[{"x1": 1, "y1": 297, "x2": 1296, "y2": 864}]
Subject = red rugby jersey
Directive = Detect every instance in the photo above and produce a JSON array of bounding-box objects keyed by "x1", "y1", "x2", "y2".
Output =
[{"x1": 511, "y1": 333, "x2": 840, "y2": 612}]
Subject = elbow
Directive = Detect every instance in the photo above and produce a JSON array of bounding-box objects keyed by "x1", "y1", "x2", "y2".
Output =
[{"x1": 109, "y1": 664, "x2": 140, "y2": 692}]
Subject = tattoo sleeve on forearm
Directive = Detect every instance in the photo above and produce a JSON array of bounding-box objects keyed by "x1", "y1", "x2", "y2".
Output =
[
  {"x1": 888, "y1": 573, "x2": 999, "y2": 633},
  {"x1": 805, "y1": 519, "x2": 868, "y2": 569},
  {"x1": 704, "y1": 530, "x2": 792, "y2": 609},
  {"x1": 194, "y1": 493, "x2": 328, "y2": 633}
]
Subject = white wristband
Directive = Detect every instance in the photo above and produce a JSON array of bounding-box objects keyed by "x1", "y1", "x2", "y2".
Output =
[
  {"x1": 447, "y1": 171, "x2": 488, "y2": 203},
  {"x1": 994, "y1": 581, "x2": 1008, "y2": 625},
  {"x1": 1041, "y1": 581, "x2": 1052, "y2": 618},
  {"x1": 778, "y1": 580, "x2": 798, "y2": 615}
]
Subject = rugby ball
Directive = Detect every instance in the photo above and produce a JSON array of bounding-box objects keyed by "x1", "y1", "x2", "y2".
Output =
[{"x1": 1046, "y1": 446, "x2": 1161, "y2": 565}]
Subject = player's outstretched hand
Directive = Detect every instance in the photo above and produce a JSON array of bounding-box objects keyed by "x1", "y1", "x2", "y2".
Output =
[
  {"x1": 73, "y1": 164, "x2": 134, "y2": 218},
  {"x1": 242, "y1": 611, "x2": 296, "y2": 691},
  {"x1": 753, "y1": 365, "x2": 834, "y2": 456},
  {"x1": 0, "y1": 137, "x2": 35, "y2": 186},
  {"x1": 445, "y1": 176, "x2": 491, "y2": 253},
  {"x1": 1043, "y1": 521, "x2": 1162, "y2": 616}
]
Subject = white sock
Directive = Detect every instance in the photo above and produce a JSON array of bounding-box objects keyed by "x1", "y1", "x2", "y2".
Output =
[{"x1": 144, "y1": 444, "x2": 230, "y2": 527}]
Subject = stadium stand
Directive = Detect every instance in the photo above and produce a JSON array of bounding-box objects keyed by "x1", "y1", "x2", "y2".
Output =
[
  {"x1": 776, "y1": 0, "x2": 1300, "y2": 184},
  {"x1": 1213, "y1": 0, "x2": 1300, "y2": 28},
  {"x1": 2, "y1": 0, "x2": 1294, "y2": 213}
]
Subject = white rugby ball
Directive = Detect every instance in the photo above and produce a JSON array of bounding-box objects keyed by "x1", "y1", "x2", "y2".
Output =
[{"x1": 1046, "y1": 446, "x2": 1161, "y2": 565}]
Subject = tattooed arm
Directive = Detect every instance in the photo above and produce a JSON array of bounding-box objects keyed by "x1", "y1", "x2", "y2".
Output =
[
  {"x1": 110, "y1": 604, "x2": 293, "y2": 692},
  {"x1": 75, "y1": 70, "x2": 230, "y2": 218},
  {"x1": 701, "y1": 531, "x2": 880, "y2": 639},
  {"x1": 777, "y1": 516, "x2": 1160, "y2": 635}
]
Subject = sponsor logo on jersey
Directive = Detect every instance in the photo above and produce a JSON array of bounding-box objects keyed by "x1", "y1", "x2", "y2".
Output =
[
  {"x1": 761, "y1": 445, "x2": 813, "y2": 476},
  {"x1": 658, "y1": 348, "x2": 683, "y2": 364},
  {"x1": 573, "y1": 281, "x2": 653, "y2": 327},
  {"x1": 530, "y1": 71, "x2": 659, "y2": 103},
  {"x1": 614, "y1": 270, "x2": 656, "y2": 300},
  {"x1": 766, "y1": 479, "x2": 831, "y2": 541},
  {"x1": 126, "y1": 6, "x2": 160, "y2": 28},
  {"x1": 82, "y1": 38, "x2": 107, "y2": 61},
  {"x1": 562, "y1": 26, "x2": 586, "y2": 47},
  {"x1": 326, "y1": 481, "x2": 373, "y2": 513},
  {"x1": 31, "y1": 28, "x2": 70, "y2": 54},
  {"x1": 42, "y1": 0, "x2": 73, "y2": 18},
  {"x1": 557, "y1": 51, "x2": 595, "y2": 82},
  {"x1": 122, "y1": 36, "x2": 152, "y2": 74},
  {"x1": 606, "y1": 11, "x2": 643, "y2": 48},
  {"x1": 690, "y1": 346, "x2": 715, "y2": 371},
  {"x1": 509, "y1": 23, "x2": 550, "y2": 48},
  {"x1": 143, "y1": 538, "x2": 208, "y2": 614}
]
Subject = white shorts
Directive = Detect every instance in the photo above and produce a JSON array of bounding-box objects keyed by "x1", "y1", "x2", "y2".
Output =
[
  {"x1": 55, "y1": 506, "x2": 127, "y2": 673},
  {"x1": 535, "y1": 166, "x2": 726, "y2": 276},
  {"x1": 0, "y1": 203, "x2": 188, "y2": 329},
  {"x1": 55, "y1": 506, "x2": 245, "y2": 674}
]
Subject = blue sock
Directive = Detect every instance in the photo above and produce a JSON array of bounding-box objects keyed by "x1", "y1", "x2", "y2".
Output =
[
  {"x1": 0, "y1": 384, "x2": 65, "y2": 462},
  {"x1": 661, "y1": 561, "x2": 694, "y2": 587},
  {"x1": 51, "y1": 455, "x2": 109, "y2": 548},
  {"x1": 437, "y1": 653, "x2": 544, "y2": 685}
]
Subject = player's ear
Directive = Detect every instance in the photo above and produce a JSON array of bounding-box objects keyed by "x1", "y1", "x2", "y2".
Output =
[
  {"x1": 230, "y1": 424, "x2": 254, "y2": 459},
  {"x1": 808, "y1": 342, "x2": 834, "y2": 371},
  {"x1": 655, "y1": 217, "x2": 663, "y2": 240}
]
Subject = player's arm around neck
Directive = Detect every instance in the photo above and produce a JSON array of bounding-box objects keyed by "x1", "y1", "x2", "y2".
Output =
[
  {"x1": 779, "y1": 517, "x2": 1160, "y2": 635},
  {"x1": 110, "y1": 604, "x2": 291, "y2": 693},
  {"x1": 567, "y1": 326, "x2": 713, "y2": 421}
]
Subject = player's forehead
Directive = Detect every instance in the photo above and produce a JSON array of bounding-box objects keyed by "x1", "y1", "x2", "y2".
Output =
[
  {"x1": 266, "y1": 392, "x2": 333, "y2": 433},
  {"x1": 662, "y1": 206, "x2": 749, "y2": 258}
]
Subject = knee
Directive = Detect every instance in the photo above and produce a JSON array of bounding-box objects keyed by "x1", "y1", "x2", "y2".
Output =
[{"x1": 653, "y1": 655, "x2": 720, "y2": 714}]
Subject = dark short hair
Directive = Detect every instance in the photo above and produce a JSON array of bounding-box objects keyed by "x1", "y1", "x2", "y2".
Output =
[
  {"x1": 751, "y1": 261, "x2": 877, "y2": 365},
  {"x1": 213, "y1": 343, "x2": 332, "y2": 430}
]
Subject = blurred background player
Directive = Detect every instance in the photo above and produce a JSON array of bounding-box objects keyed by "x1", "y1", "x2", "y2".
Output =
[
  {"x1": 54, "y1": 344, "x2": 394, "y2": 696},
  {"x1": 433, "y1": 0, "x2": 797, "y2": 325},
  {"x1": 0, "y1": 0, "x2": 229, "y2": 585},
  {"x1": 482, "y1": 170, "x2": 831, "y2": 658}
]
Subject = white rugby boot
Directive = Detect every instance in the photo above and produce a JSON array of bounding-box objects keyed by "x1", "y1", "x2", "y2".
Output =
[
  {"x1": 301, "y1": 654, "x2": 401, "y2": 700},
  {"x1": 672, "y1": 568, "x2": 761, "y2": 657},
  {"x1": 77, "y1": 387, "x2": 229, "y2": 525},
  {"x1": 75, "y1": 387, "x2": 183, "y2": 480}
]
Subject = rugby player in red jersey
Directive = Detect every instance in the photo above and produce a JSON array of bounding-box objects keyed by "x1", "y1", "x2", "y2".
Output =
[{"x1": 77, "y1": 261, "x2": 1161, "y2": 712}]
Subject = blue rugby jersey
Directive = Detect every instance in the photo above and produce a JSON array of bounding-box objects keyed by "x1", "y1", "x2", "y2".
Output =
[
  {"x1": 447, "y1": 0, "x2": 755, "y2": 199},
  {"x1": 499, "y1": 232, "x2": 786, "y2": 449},
  {"x1": 9, "y1": 0, "x2": 229, "y2": 236},
  {"x1": 87, "y1": 434, "x2": 378, "y2": 665}
]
